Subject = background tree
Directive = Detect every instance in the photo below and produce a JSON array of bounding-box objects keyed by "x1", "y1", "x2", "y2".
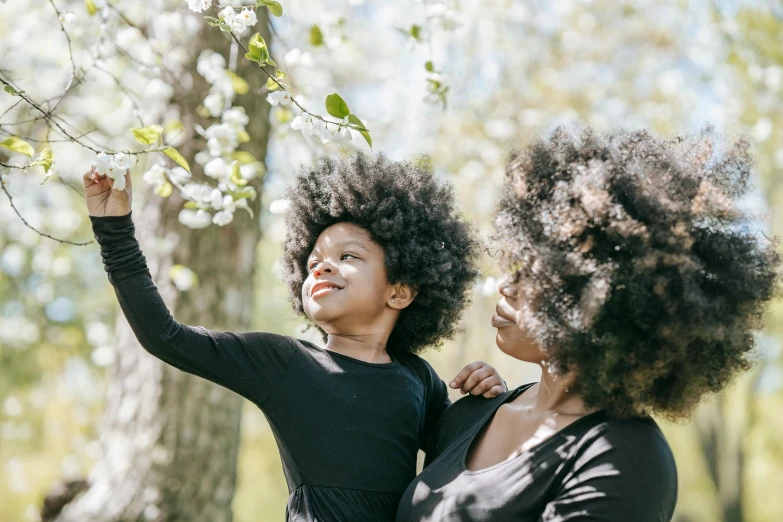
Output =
[{"x1": 1, "y1": 1, "x2": 782, "y2": 522}]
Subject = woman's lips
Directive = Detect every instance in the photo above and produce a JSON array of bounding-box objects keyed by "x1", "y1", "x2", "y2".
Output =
[{"x1": 492, "y1": 314, "x2": 515, "y2": 328}]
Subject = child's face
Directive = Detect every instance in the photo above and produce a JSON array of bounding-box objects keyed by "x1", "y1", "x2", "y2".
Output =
[{"x1": 302, "y1": 223, "x2": 397, "y2": 333}]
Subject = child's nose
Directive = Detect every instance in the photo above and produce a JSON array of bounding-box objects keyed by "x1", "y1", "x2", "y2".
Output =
[{"x1": 313, "y1": 262, "x2": 335, "y2": 276}]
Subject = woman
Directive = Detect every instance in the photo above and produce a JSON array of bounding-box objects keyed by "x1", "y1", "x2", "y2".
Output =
[{"x1": 397, "y1": 126, "x2": 780, "y2": 521}]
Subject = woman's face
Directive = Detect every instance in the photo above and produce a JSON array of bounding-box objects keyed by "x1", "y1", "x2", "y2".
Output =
[{"x1": 492, "y1": 277, "x2": 546, "y2": 363}]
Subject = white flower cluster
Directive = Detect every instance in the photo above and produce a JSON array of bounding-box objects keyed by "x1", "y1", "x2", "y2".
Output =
[
  {"x1": 92, "y1": 152, "x2": 131, "y2": 191},
  {"x1": 219, "y1": 6, "x2": 258, "y2": 35},
  {"x1": 197, "y1": 51, "x2": 234, "y2": 117},
  {"x1": 290, "y1": 112, "x2": 353, "y2": 144},
  {"x1": 265, "y1": 90, "x2": 354, "y2": 145},
  {"x1": 186, "y1": 0, "x2": 212, "y2": 13},
  {"x1": 145, "y1": 50, "x2": 260, "y2": 230},
  {"x1": 426, "y1": 2, "x2": 461, "y2": 30}
]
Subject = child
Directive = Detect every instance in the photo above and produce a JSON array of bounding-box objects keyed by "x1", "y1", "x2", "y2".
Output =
[{"x1": 84, "y1": 153, "x2": 505, "y2": 522}]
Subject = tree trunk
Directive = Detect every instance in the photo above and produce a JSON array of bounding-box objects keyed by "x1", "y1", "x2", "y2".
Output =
[
  {"x1": 49, "y1": 12, "x2": 272, "y2": 522},
  {"x1": 694, "y1": 388, "x2": 749, "y2": 522}
]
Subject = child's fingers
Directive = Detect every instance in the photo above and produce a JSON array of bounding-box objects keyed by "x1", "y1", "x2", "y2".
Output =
[
  {"x1": 449, "y1": 361, "x2": 484, "y2": 389},
  {"x1": 460, "y1": 365, "x2": 493, "y2": 395},
  {"x1": 468, "y1": 373, "x2": 503, "y2": 396},
  {"x1": 82, "y1": 169, "x2": 100, "y2": 188},
  {"x1": 481, "y1": 384, "x2": 506, "y2": 399}
]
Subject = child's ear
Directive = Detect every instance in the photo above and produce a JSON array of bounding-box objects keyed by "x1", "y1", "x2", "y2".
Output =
[{"x1": 388, "y1": 284, "x2": 417, "y2": 310}]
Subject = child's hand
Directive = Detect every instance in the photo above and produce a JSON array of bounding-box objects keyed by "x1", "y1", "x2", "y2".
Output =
[
  {"x1": 83, "y1": 168, "x2": 132, "y2": 217},
  {"x1": 449, "y1": 361, "x2": 506, "y2": 398}
]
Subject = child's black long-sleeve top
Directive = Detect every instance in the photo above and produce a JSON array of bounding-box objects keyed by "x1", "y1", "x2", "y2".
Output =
[{"x1": 91, "y1": 213, "x2": 450, "y2": 522}]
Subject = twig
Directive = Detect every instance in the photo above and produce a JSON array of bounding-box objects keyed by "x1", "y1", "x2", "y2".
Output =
[
  {"x1": 0, "y1": 171, "x2": 92, "y2": 246},
  {"x1": 46, "y1": 0, "x2": 80, "y2": 113}
]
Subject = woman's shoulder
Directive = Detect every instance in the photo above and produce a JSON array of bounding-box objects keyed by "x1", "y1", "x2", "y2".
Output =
[
  {"x1": 429, "y1": 384, "x2": 534, "y2": 458},
  {"x1": 566, "y1": 413, "x2": 677, "y2": 485}
]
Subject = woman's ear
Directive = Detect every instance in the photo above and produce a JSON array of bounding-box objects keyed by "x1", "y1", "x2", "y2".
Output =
[{"x1": 388, "y1": 284, "x2": 418, "y2": 310}]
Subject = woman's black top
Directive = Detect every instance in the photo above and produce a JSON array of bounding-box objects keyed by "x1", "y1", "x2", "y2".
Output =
[
  {"x1": 91, "y1": 213, "x2": 450, "y2": 522},
  {"x1": 396, "y1": 384, "x2": 677, "y2": 522}
]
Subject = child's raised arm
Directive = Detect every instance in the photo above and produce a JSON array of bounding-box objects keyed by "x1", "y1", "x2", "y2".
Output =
[{"x1": 84, "y1": 169, "x2": 294, "y2": 406}]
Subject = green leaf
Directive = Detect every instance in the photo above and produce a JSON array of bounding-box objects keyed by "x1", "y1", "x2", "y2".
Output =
[
  {"x1": 348, "y1": 114, "x2": 372, "y2": 148},
  {"x1": 219, "y1": 22, "x2": 232, "y2": 33},
  {"x1": 4, "y1": 85, "x2": 16, "y2": 96},
  {"x1": 163, "y1": 120, "x2": 184, "y2": 137},
  {"x1": 325, "y1": 93, "x2": 350, "y2": 119},
  {"x1": 266, "y1": 77, "x2": 280, "y2": 91},
  {"x1": 204, "y1": 16, "x2": 219, "y2": 23},
  {"x1": 155, "y1": 181, "x2": 173, "y2": 198},
  {"x1": 31, "y1": 148, "x2": 54, "y2": 173},
  {"x1": 162, "y1": 147, "x2": 191, "y2": 173},
  {"x1": 231, "y1": 151, "x2": 258, "y2": 165},
  {"x1": 309, "y1": 25, "x2": 324, "y2": 47},
  {"x1": 257, "y1": 0, "x2": 283, "y2": 17},
  {"x1": 183, "y1": 201, "x2": 201, "y2": 210},
  {"x1": 85, "y1": 0, "x2": 98, "y2": 15},
  {"x1": 131, "y1": 125, "x2": 163, "y2": 146},
  {"x1": 425, "y1": 60, "x2": 434, "y2": 72},
  {"x1": 237, "y1": 130, "x2": 251, "y2": 144},
  {"x1": 229, "y1": 161, "x2": 248, "y2": 186},
  {"x1": 227, "y1": 71, "x2": 250, "y2": 95},
  {"x1": 232, "y1": 186, "x2": 258, "y2": 201},
  {"x1": 410, "y1": 24, "x2": 421, "y2": 40},
  {"x1": 276, "y1": 70, "x2": 287, "y2": 80},
  {"x1": 0, "y1": 137, "x2": 34, "y2": 158},
  {"x1": 246, "y1": 33, "x2": 273, "y2": 66}
]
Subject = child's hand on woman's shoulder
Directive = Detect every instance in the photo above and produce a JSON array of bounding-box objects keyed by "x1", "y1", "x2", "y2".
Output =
[
  {"x1": 449, "y1": 361, "x2": 506, "y2": 398},
  {"x1": 83, "y1": 168, "x2": 132, "y2": 217}
]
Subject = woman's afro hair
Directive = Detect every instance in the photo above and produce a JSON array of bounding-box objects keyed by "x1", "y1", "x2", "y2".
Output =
[
  {"x1": 495, "y1": 124, "x2": 780, "y2": 420},
  {"x1": 281, "y1": 153, "x2": 480, "y2": 355}
]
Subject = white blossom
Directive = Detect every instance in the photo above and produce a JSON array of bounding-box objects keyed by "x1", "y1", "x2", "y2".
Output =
[
  {"x1": 178, "y1": 209, "x2": 212, "y2": 229},
  {"x1": 239, "y1": 163, "x2": 258, "y2": 180},
  {"x1": 182, "y1": 183, "x2": 213, "y2": 203},
  {"x1": 205, "y1": 123, "x2": 238, "y2": 156},
  {"x1": 231, "y1": 18, "x2": 248, "y2": 34},
  {"x1": 291, "y1": 112, "x2": 314, "y2": 135},
  {"x1": 209, "y1": 189, "x2": 224, "y2": 209},
  {"x1": 213, "y1": 210, "x2": 234, "y2": 226},
  {"x1": 142, "y1": 165, "x2": 167, "y2": 188},
  {"x1": 113, "y1": 152, "x2": 130, "y2": 170},
  {"x1": 266, "y1": 90, "x2": 292, "y2": 106},
  {"x1": 92, "y1": 153, "x2": 112, "y2": 176},
  {"x1": 108, "y1": 169, "x2": 126, "y2": 191},
  {"x1": 186, "y1": 0, "x2": 212, "y2": 13},
  {"x1": 203, "y1": 93, "x2": 224, "y2": 117},
  {"x1": 218, "y1": 6, "x2": 235, "y2": 20},
  {"x1": 168, "y1": 167, "x2": 192, "y2": 183},
  {"x1": 204, "y1": 158, "x2": 230, "y2": 179},
  {"x1": 223, "y1": 107, "x2": 249, "y2": 127},
  {"x1": 237, "y1": 8, "x2": 258, "y2": 27}
]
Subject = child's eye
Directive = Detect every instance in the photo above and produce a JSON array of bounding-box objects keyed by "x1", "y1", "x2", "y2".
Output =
[
  {"x1": 341, "y1": 253, "x2": 357, "y2": 261},
  {"x1": 307, "y1": 260, "x2": 319, "y2": 271}
]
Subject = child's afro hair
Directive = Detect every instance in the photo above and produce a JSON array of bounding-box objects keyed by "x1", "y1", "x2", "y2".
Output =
[
  {"x1": 281, "y1": 153, "x2": 480, "y2": 355},
  {"x1": 495, "y1": 124, "x2": 780, "y2": 420}
]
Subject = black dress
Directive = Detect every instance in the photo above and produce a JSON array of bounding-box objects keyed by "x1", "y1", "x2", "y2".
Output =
[
  {"x1": 91, "y1": 213, "x2": 450, "y2": 522},
  {"x1": 396, "y1": 384, "x2": 677, "y2": 522}
]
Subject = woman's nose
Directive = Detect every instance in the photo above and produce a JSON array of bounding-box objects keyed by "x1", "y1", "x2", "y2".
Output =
[{"x1": 497, "y1": 277, "x2": 516, "y2": 298}]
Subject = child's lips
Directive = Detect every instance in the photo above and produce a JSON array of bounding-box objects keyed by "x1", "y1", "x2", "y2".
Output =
[{"x1": 310, "y1": 281, "x2": 343, "y2": 298}]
